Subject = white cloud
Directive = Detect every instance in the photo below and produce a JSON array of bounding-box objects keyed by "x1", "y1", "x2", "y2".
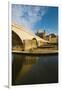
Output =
[{"x1": 12, "y1": 4, "x2": 48, "y2": 30}]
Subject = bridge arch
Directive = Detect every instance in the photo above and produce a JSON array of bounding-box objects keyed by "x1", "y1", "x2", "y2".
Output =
[
  {"x1": 12, "y1": 31, "x2": 24, "y2": 51},
  {"x1": 32, "y1": 38, "x2": 38, "y2": 48}
]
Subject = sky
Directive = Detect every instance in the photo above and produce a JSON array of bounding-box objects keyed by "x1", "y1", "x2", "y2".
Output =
[{"x1": 12, "y1": 4, "x2": 58, "y2": 35}]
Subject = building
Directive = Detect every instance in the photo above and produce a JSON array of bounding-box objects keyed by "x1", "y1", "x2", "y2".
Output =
[
  {"x1": 48, "y1": 34, "x2": 58, "y2": 44},
  {"x1": 36, "y1": 30, "x2": 58, "y2": 44},
  {"x1": 36, "y1": 29, "x2": 46, "y2": 39}
]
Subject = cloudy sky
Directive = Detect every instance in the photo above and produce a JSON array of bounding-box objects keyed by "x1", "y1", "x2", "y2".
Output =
[{"x1": 12, "y1": 4, "x2": 58, "y2": 35}]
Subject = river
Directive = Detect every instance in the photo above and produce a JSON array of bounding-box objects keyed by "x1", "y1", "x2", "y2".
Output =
[{"x1": 12, "y1": 53, "x2": 58, "y2": 85}]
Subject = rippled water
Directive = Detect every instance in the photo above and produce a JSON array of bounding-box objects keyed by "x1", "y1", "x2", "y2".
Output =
[{"x1": 12, "y1": 54, "x2": 58, "y2": 85}]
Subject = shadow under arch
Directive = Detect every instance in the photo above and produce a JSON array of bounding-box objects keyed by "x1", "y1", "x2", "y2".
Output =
[
  {"x1": 32, "y1": 38, "x2": 38, "y2": 48},
  {"x1": 12, "y1": 31, "x2": 24, "y2": 51}
]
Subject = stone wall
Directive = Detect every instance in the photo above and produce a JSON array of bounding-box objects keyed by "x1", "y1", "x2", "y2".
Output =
[{"x1": 23, "y1": 39, "x2": 37, "y2": 50}]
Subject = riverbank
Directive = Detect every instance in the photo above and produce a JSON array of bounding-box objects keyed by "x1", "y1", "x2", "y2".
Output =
[{"x1": 12, "y1": 48, "x2": 58, "y2": 55}]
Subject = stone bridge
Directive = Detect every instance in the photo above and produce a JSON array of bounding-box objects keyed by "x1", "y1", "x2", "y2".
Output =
[{"x1": 12, "y1": 23, "x2": 49, "y2": 51}]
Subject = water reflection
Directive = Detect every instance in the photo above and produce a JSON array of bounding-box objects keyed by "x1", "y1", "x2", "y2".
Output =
[
  {"x1": 12, "y1": 54, "x2": 58, "y2": 85},
  {"x1": 12, "y1": 54, "x2": 38, "y2": 85}
]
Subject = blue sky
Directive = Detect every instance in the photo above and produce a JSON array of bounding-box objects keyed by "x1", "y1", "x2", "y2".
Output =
[{"x1": 12, "y1": 4, "x2": 58, "y2": 35}]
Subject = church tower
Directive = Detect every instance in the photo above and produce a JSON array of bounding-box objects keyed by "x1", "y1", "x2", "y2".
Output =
[{"x1": 43, "y1": 30, "x2": 46, "y2": 39}]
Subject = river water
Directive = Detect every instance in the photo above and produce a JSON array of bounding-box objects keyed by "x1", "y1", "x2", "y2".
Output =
[{"x1": 12, "y1": 54, "x2": 58, "y2": 85}]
